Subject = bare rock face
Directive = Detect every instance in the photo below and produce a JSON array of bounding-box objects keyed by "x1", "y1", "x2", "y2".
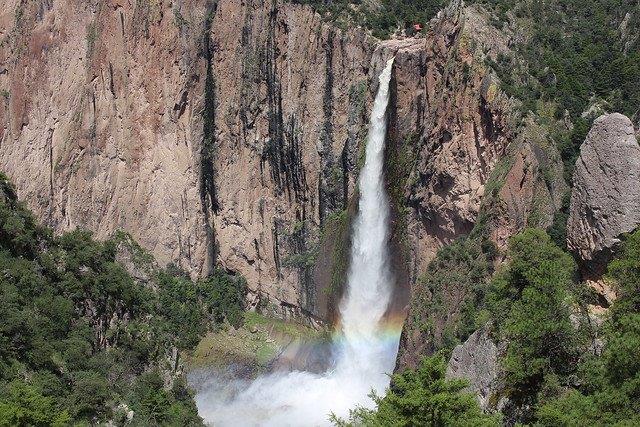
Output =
[
  {"x1": 206, "y1": 0, "x2": 377, "y2": 321},
  {"x1": 0, "y1": 0, "x2": 212, "y2": 276},
  {"x1": 393, "y1": 2, "x2": 555, "y2": 370},
  {"x1": 403, "y1": 3, "x2": 515, "y2": 273},
  {"x1": 567, "y1": 113, "x2": 640, "y2": 264},
  {"x1": 0, "y1": 0, "x2": 376, "y2": 322},
  {"x1": 490, "y1": 118, "x2": 567, "y2": 252},
  {"x1": 446, "y1": 326, "x2": 499, "y2": 411}
]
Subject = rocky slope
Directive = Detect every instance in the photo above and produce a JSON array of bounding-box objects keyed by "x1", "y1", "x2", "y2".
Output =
[{"x1": 392, "y1": 2, "x2": 567, "y2": 369}]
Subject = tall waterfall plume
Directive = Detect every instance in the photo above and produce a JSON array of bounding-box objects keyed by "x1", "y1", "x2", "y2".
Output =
[{"x1": 195, "y1": 57, "x2": 399, "y2": 426}]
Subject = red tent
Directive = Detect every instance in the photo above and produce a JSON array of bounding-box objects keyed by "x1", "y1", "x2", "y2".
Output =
[{"x1": 413, "y1": 23, "x2": 423, "y2": 31}]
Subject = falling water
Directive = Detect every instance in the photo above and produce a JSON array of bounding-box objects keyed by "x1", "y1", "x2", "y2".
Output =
[{"x1": 195, "y1": 57, "x2": 398, "y2": 426}]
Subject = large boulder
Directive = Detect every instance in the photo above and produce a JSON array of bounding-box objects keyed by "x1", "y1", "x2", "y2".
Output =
[
  {"x1": 567, "y1": 113, "x2": 640, "y2": 264},
  {"x1": 446, "y1": 326, "x2": 499, "y2": 411}
]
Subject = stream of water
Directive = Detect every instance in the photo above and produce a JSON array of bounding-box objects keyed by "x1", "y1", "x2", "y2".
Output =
[{"x1": 195, "y1": 57, "x2": 398, "y2": 426}]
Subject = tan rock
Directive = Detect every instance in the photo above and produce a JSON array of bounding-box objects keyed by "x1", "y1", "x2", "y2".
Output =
[
  {"x1": 0, "y1": 0, "x2": 376, "y2": 322},
  {"x1": 567, "y1": 113, "x2": 640, "y2": 264}
]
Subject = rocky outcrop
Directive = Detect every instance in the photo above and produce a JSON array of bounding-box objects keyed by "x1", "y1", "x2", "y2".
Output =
[
  {"x1": 446, "y1": 326, "x2": 499, "y2": 411},
  {"x1": 393, "y1": 2, "x2": 569, "y2": 370},
  {"x1": 567, "y1": 113, "x2": 640, "y2": 265}
]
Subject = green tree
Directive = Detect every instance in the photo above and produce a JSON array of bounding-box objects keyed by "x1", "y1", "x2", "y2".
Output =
[
  {"x1": 0, "y1": 381, "x2": 70, "y2": 427},
  {"x1": 198, "y1": 270, "x2": 247, "y2": 328},
  {"x1": 535, "y1": 229, "x2": 640, "y2": 425},
  {"x1": 333, "y1": 355, "x2": 499, "y2": 426},
  {"x1": 66, "y1": 371, "x2": 111, "y2": 421},
  {"x1": 488, "y1": 229, "x2": 578, "y2": 406},
  {"x1": 535, "y1": 315, "x2": 640, "y2": 426},
  {"x1": 607, "y1": 230, "x2": 640, "y2": 320},
  {"x1": 156, "y1": 270, "x2": 205, "y2": 349},
  {"x1": 129, "y1": 371, "x2": 203, "y2": 426},
  {"x1": 0, "y1": 174, "x2": 207, "y2": 425}
]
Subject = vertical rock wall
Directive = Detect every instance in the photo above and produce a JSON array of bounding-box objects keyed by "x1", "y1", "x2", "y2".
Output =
[
  {"x1": 0, "y1": 0, "x2": 377, "y2": 322},
  {"x1": 0, "y1": 0, "x2": 212, "y2": 274},
  {"x1": 0, "y1": 0, "x2": 567, "y2": 333},
  {"x1": 206, "y1": 0, "x2": 375, "y2": 320}
]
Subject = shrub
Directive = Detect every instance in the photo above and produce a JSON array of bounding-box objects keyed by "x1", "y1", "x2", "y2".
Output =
[
  {"x1": 198, "y1": 269, "x2": 247, "y2": 328},
  {"x1": 411, "y1": 235, "x2": 494, "y2": 352},
  {"x1": 333, "y1": 355, "x2": 500, "y2": 426}
]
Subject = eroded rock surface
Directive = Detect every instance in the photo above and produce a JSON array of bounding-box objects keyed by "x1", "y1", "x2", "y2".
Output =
[
  {"x1": 0, "y1": 0, "x2": 377, "y2": 321},
  {"x1": 567, "y1": 113, "x2": 640, "y2": 264},
  {"x1": 393, "y1": 2, "x2": 568, "y2": 370},
  {"x1": 0, "y1": 0, "x2": 566, "y2": 330},
  {"x1": 0, "y1": 0, "x2": 212, "y2": 276},
  {"x1": 403, "y1": 3, "x2": 514, "y2": 274},
  {"x1": 446, "y1": 326, "x2": 499, "y2": 411}
]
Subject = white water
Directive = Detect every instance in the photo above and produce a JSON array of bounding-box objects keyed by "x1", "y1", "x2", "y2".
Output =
[{"x1": 195, "y1": 57, "x2": 398, "y2": 427}]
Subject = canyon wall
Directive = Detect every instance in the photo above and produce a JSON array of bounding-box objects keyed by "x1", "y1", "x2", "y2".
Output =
[
  {"x1": 0, "y1": 0, "x2": 379, "y2": 322},
  {"x1": 0, "y1": 0, "x2": 565, "y2": 333},
  {"x1": 0, "y1": 0, "x2": 211, "y2": 277},
  {"x1": 389, "y1": 3, "x2": 567, "y2": 368},
  {"x1": 206, "y1": 0, "x2": 376, "y2": 320}
]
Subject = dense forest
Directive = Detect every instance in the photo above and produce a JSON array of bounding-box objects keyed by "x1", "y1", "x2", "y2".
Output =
[{"x1": 0, "y1": 174, "x2": 246, "y2": 425}]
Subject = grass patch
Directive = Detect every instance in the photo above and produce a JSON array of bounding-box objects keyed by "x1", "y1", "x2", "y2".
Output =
[{"x1": 185, "y1": 312, "x2": 325, "y2": 371}]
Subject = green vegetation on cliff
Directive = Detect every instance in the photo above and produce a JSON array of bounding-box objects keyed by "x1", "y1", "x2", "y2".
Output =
[
  {"x1": 187, "y1": 311, "x2": 325, "y2": 372},
  {"x1": 485, "y1": 228, "x2": 640, "y2": 425},
  {"x1": 333, "y1": 355, "x2": 499, "y2": 426},
  {"x1": 400, "y1": 227, "x2": 640, "y2": 425},
  {"x1": 535, "y1": 230, "x2": 640, "y2": 426},
  {"x1": 487, "y1": 229, "x2": 582, "y2": 420},
  {"x1": 485, "y1": 0, "x2": 639, "y2": 118},
  {"x1": 0, "y1": 174, "x2": 245, "y2": 425},
  {"x1": 483, "y1": 0, "x2": 639, "y2": 179},
  {"x1": 409, "y1": 235, "x2": 496, "y2": 352},
  {"x1": 292, "y1": 0, "x2": 447, "y2": 38}
]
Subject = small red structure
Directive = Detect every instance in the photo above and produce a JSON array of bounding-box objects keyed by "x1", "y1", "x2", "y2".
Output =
[{"x1": 413, "y1": 23, "x2": 423, "y2": 32}]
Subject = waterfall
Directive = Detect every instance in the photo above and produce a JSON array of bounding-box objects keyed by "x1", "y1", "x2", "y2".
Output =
[
  {"x1": 335, "y1": 56, "x2": 396, "y2": 382},
  {"x1": 195, "y1": 57, "x2": 398, "y2": 427}
]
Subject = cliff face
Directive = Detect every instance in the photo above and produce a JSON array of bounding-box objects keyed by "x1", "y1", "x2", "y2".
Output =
[
  {"x1": 0, "y1": 0, "x2": 211, "y2": 275},
  {"x1": 390, "y1": 4, "x2": 567, "y2": 369},
  {"x1": 0, "y1": 0, "x2": 564, "y2": 333},
  {"x1": 206, "y1": 0, "x2": 375, "y2": 320},
  {"x1": 0, "y1": 0, "x2": 378, "y2": 321},
  {"x1": 400, "y1": 4, "x2": 514, "y2": 274}
]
